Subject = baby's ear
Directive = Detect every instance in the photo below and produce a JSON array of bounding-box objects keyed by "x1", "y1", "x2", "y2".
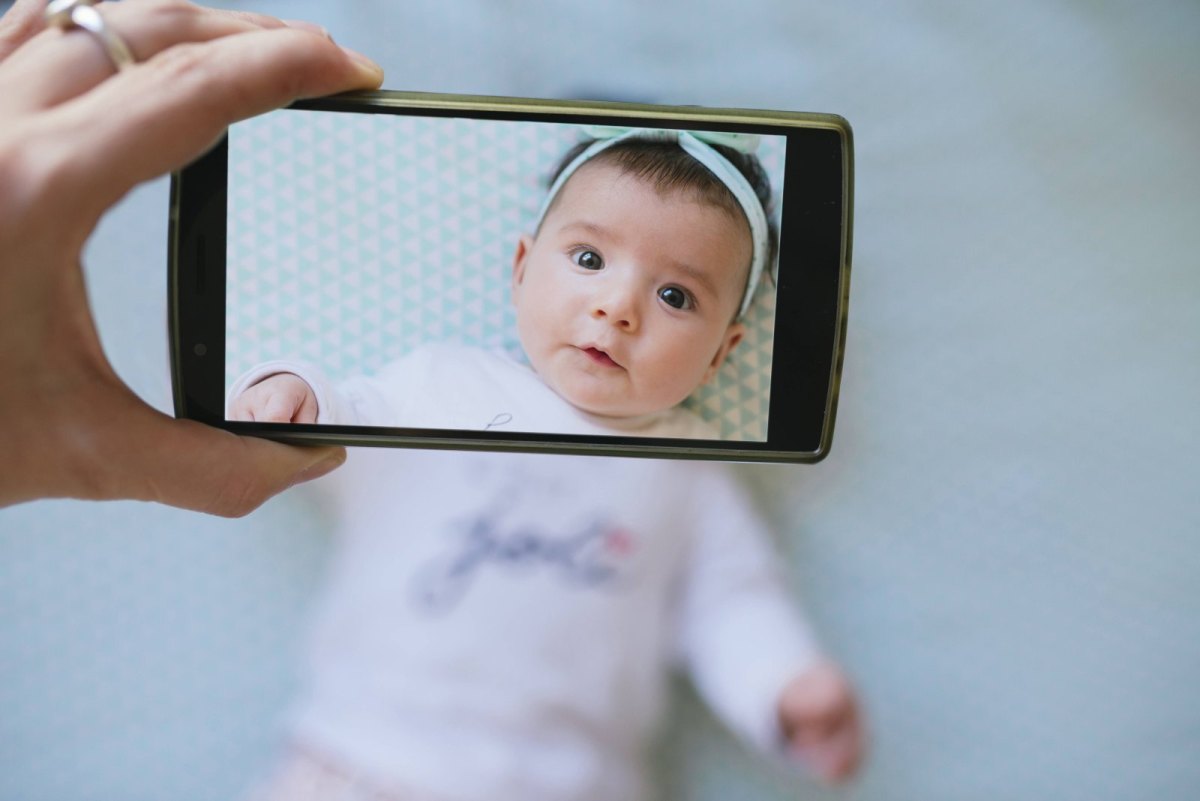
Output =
[
  {"x1": 511, "y1": 234, "x2": 534, "y2": 293},
  {"x1": 702, "y1": 323, "x2": 745, "y2": 385}
]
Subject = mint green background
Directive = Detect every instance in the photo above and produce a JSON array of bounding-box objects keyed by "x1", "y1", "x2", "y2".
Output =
[
  {"x1": 1, "y1": 2, "x2": 1198, "y2": 801},
  {"x1": 226, "y1": 111, "x2": 785, "y2": 441}
]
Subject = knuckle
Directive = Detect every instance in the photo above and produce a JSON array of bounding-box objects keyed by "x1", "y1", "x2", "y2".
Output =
[
  {"x1": 144, "y1": 38, "x2": 285, "y2": 116},
  {"x1": 143, "y1": 39, "x2": 248, "y2": 113},
  {"x1": 0, "y1": 131, "x2": 89, "y2": 244}
]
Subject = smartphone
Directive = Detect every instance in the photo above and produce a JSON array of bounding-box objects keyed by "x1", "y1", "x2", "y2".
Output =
[{"x1": 169, "y1": 90, "x2": 852, "y2": 463}]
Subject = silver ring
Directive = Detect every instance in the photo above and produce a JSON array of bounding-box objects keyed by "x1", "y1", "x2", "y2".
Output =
[{"x1": 45, "y1": 0, "x2": 136, "y2": 72}]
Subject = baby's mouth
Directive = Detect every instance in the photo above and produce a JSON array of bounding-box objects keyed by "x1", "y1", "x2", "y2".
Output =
[{"x1": 580, "y1": 345, "x2": 622, "y2": 369}]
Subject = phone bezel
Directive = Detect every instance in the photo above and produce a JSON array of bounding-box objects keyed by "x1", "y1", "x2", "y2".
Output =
[{"x1": 169, "y1": 90, "x2": 853, "y2": 463}]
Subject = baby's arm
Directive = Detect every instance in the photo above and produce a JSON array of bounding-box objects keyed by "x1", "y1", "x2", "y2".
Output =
[
  {"x1": 226, "y1": 359, "x2": 404, "y2": 427},
  {"x1": 673, "y1": 466, "x2": 864, "y2": 783}
]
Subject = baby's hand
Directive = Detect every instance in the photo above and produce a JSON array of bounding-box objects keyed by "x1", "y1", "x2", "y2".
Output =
[
  {"x1": 778, "y1": 660, "x2": 865, "y2": 783},
  {"x1": 229, "y1": 374, "x2": 319, "y2": 424}
]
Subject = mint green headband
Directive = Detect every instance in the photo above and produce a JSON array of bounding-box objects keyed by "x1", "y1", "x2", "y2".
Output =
[{"x1": 535, "y1": 125, "x2": 770, "y2": 320}]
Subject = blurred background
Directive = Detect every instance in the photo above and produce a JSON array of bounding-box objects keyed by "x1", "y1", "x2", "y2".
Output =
[{"x1": 1, "y1": 1, "x2": 1197, "y2": 800}]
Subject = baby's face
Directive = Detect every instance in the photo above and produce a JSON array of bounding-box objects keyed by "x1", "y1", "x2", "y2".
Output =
[{"x1": 511, "y1": 162, "x2": 749, "y2": 419}]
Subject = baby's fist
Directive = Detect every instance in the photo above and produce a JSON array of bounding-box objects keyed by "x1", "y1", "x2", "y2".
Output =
[
  {"x1": 229, "y1": 373, "x2": 318, "y2": 424},
  {"x1": 778, "y1": 660, "x2": 865, "y2": 783}
]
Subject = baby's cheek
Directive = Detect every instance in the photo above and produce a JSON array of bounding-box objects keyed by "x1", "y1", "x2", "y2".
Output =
[{"x1": 662, "y1": 345, "x2": 712, "y2": 398}]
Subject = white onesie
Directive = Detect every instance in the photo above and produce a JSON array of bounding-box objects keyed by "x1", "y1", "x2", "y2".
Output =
[{"x1": 232, "y1": 345, "x2": 819, "y2": 801}]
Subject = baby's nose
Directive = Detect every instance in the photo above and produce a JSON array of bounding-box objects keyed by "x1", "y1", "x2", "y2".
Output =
[{"x1": 591, "y1": 284, "x2": 639, "y2": 331}]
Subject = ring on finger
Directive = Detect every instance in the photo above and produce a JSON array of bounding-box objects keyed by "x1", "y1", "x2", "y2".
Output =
[{"x1": 45, "y1": 0, "x2": 135, "y2": 72}]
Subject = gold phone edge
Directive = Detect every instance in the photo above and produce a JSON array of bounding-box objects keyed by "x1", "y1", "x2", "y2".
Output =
[
  {"x1": 318, "y1": 89, "x2": 852, "y2": 133},
  {"x1": 171, "y1": 89, "x2": 854, "y2": 464}
]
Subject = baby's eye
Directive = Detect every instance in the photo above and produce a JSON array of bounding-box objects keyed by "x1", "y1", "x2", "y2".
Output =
[
  {"x1": 658, "y1": 286, "x2": 694, "y2": 310},
  {"x1": 572, "y1": 249, "x2": 604, "y2": 271}
]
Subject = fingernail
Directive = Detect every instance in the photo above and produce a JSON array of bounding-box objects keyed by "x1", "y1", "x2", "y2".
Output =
[
  {"x1": 341, "y1": 46, "x2": 384, "y2": 79},
  {"x1": 293, "y1": 449, "x2": 346, "y2": 486},
  {"x1": 283, "y1": 19, "x2": 333, "y2": 41}
]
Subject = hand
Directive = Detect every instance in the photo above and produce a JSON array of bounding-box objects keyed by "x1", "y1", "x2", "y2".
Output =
[
  {"x1": 778, "y1": 660, "x2": 866, "y2": 783},
  {"x1": 229, "y1": 374, "x2": 319, "y2": 424},
  {"x1": 0, "y1": 0, "x2": 384, "y2": 514}
]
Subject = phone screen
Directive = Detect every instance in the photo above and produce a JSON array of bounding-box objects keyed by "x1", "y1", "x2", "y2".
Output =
[
  {"x1": 171, "y1": 93, "x2": 851, "y2": 462},
  {"x1": 225, "y1": 110, "x2": 783, "y2": 443}
]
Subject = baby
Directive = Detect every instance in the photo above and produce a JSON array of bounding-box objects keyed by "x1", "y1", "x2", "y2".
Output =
[{"x1": 235, "y1": 127, "x2": 863, "y2": 801}]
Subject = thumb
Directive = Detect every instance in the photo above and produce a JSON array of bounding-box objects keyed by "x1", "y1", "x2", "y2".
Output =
[{"x1": 121, "y1": 414, "x2": 346, "y2": 516}]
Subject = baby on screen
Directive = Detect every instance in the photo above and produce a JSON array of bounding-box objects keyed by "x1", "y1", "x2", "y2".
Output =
[
  {"x1": 228, "y1": 126, "x2": 774, "y2": 439},
  {"x1": 234, "y1": 127, "x2": 864, "y2": 801}
]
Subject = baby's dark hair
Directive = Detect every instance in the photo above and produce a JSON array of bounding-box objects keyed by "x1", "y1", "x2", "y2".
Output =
[{"x1": 544, "y1": 138, "x2": 779, "y2": 287}]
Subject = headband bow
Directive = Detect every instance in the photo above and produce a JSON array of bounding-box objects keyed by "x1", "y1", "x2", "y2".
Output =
[{"x1": 535, "y1": 125, "x2": 770, "y2": 320}]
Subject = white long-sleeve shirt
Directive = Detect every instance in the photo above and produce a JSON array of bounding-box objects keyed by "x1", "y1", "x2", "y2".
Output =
[{"x1": 231, "y1": 346, "x2": 819, "y2": 801}]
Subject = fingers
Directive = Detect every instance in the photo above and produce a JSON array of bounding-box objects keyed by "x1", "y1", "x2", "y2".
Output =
[
  {"x1": 261, "y1": 390, "x2": 317, "y2": 424},
  {"x1": 0, "y1": 0, "x2": 47, "y2": 61},
  {"x1": 296, "y1": 384, "x2": 320, "y2": 424},
  {"x1": 0, "y1": 3, "x2": 369, "y2": 514},
  {"x1": 779, "y1": 662, "x2": 866, "y2": 783},
  {"x1": 228, "y1": 382, "x2": 270, "y2": 422},
  {"x1": 230, "y1": 375, "x2": 317, "y2": 423},
  {"x1": 33, "y1": 25, "x2": 382, "y2": 221},
  {"x1": 838, "y1": 708, "x2": 866, "y2": 779},
  {"x1": 794, "y1": 723, "x2": 863, "y2": 782},
  {"x1": 2, "y1": 0, "x2": 295, "y2": 112},
  {"x1": 261, "y1": 393, "x2": 298, "y2": 424}
]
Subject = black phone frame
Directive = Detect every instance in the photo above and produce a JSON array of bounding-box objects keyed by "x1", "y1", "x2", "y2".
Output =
[{"x1": 169, "y1": 91, "x2": 852, "y2": 463}]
